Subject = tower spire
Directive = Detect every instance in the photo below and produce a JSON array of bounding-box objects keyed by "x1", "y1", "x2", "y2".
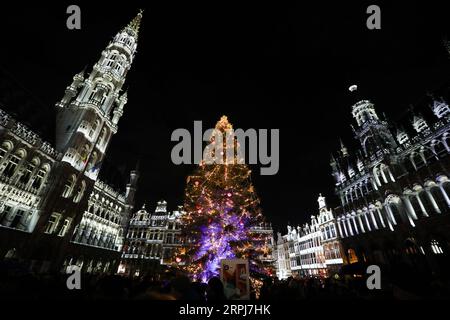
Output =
[{"x1": 123, "y1": 9, "x2": 144, "y2": 38}]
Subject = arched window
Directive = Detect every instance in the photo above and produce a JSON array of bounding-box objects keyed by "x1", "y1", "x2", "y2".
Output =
[
  {"x1": 442, "y1": 182, "x2": 450, "y2": 202},
  {"x1": 73, "y1": 180, "x2": 86, "y2": 203},
  {"x1": 99, "y1": 127, "x2": 108, "y2": 147},
  {"x1": 113, "y1": 57, "x2": 125, "y2": 76},
  {"x1": 104, "y1": 52, "x2": 118, "y2": 68},
  {"x1": 62, "y1": 175, "x2": 76, "y2": 198},
  {"x1": 431, "y1": 239, "x2": 444, "y2": 254},
  {"x1": 430, "y1": 186, "x2": 447, "y2": 212},
  {"x1": 33, "y1": 163, "x2": 49, "y2": 190},
  {"x1": 418, "y1": 190, "x2": 434, "y2": 215},
  {"x1": 387, "y1": 203, "x2": 402, "y2": 225},
  {"x1": 89, "y1": 119, "x2": 100, "y2": 137},
  {"x1": 409, "y1": 195, "x2": 424, "y2": 217},
  {"x1": 20, "y1": 157, "x2": 40, "y2": 184}
]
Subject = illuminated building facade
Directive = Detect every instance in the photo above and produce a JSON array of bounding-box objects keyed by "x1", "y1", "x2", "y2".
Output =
[
  {"x1": 274, "y1": 232, "x2": 292, "y2": 280},
  {"x1": 0, "y1": 12, "x2": 142, "y2": 274},
  {"x1": 118, "y1": 201, "x2": 276, "y2": 278},
  {"x1": 317, "y1": 194, "x2": 344, "y2": 275},
  {"x1": 278, "y1": 195, "x2": 343, "y2": 278},
  {"x1": 118, "y1": 200, "x2": 185, "y2": 277},
  {"x1": 331, "y1": 83, "x2": 450, "y2": 278},
  {"x1": 287, "y1": 216, "x2": 327, "y2": 277}
]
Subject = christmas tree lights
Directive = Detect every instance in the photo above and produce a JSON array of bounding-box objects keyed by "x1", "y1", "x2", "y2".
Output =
[{"x1": 178, "y1": 116, "x2": 272, "y2": 282}]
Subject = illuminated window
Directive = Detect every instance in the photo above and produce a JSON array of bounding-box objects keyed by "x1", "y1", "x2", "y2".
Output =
[
  {"x1": 3, "y1": 154, "x2": 21, "y2": 178},
  {"x1": 99, "y1": 128, "x2": 108, "y2": 147},
  {"x1": 58, "y1": 218, "x2": 72, "y2": 237},
  {"x1": 105, "y1": 53, "x2": 117, "y2": 67},
  {"x1": 62, "y1": 175, "x2": 76, "y2": 198},
  {"x1": 20, "y1": 162, "x2": 35, "y2": 184},
  {"x1": 431, "y1": 240, "x2": 444, "y2": 254},
  {"x1": 45, "y1": 213, "x2": 61, "y2": 234},
  {"x1": 89, "y1": 120, "x2": 99, "y2": 137},
  {"x1": 73, "y1": 181, "x2": 86, "y2": 203},
  {"x1": 348, "y1": 249, "x2": 359, "y2": 264},
  {"x1": 32, "y1": 168, "x2": 46, "y2": 189}
]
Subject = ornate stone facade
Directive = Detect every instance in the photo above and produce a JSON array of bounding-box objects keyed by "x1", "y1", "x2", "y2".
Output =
[
  {"x1": 0, "y1": 12, "x2": 142, "y2": 274},
  {"x1": 331, "y1": 85, "x2": 450, "y2": 278}
]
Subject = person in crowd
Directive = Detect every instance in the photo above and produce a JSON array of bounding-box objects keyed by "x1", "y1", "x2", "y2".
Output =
[{"x1": 206, "y1": 276, "x2": 227, "y2": 302}]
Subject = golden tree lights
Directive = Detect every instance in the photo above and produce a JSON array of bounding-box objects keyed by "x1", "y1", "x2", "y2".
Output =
[{"x1": 177, "y1": 116, "x2": 272, "y2": 282}]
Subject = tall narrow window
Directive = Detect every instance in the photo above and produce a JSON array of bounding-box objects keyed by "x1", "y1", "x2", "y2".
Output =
[
  {"x1": 431, "y1": 239, "x2": 444, "y2": 254},
  {"x1": 32, "y1": 168, "x2": 46, "y2": 189},
  {"x1": 4, "y1": 154, "x2": 21, "y2": 178},
  {"x1": 89, "y1": 120, "x2": 100, "y2": 137},
  {"x1": 99, "y1": 128, "x2": 108, "y2": 147},
  {"x1": 20, "y1": 161, "x2": 35, "y2": 184},
  {"x1": 62, "y1": 175, "x2": 76, "y2": 198},
  {"x1": 58, "y1": 218, "x2": 72, "y2": 237},
  {"x1": 45, "y1": 213, "x2": 61, "y2": 234},
  {"x1": 73, "y1": 181, "x2": 86, "y2": 203}
]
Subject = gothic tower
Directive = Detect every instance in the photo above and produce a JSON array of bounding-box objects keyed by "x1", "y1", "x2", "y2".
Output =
[
  {"x1": 55, "y1": 10, "x2": 142, "y2": 176},
  {"x1": 349, "y1": 85, "x2": 397, "y2": 157},
  {"x1": 28, "y1": 12, "x2": 143, "y2": 268}
]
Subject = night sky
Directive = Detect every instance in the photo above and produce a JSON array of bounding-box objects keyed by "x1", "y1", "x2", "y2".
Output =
[{"x1": 0, "y1": 1, "x2": 449, "y2": 232}]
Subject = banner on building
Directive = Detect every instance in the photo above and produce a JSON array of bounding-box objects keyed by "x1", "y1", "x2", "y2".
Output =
[{"x1": 220, "y1": 259, "x2": 250, "y2": 300}]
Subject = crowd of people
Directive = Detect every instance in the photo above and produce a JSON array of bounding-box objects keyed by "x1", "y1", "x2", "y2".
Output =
[
  {"x1": 0, "y1": 260, "x2": 228, "y2": 300},
  {"x1": 2, "y1": 259, "x2": 450, "y2": 300}
]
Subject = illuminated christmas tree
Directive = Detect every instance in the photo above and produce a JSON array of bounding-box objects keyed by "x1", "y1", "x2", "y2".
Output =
[{"x1": 178, "y1": 116, "x2": 272, "y2": 282}]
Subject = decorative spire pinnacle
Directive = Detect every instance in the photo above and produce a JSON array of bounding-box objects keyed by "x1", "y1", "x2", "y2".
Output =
[{"x1": 124, "y1": 9, "x2": 143, "y2": 37}]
